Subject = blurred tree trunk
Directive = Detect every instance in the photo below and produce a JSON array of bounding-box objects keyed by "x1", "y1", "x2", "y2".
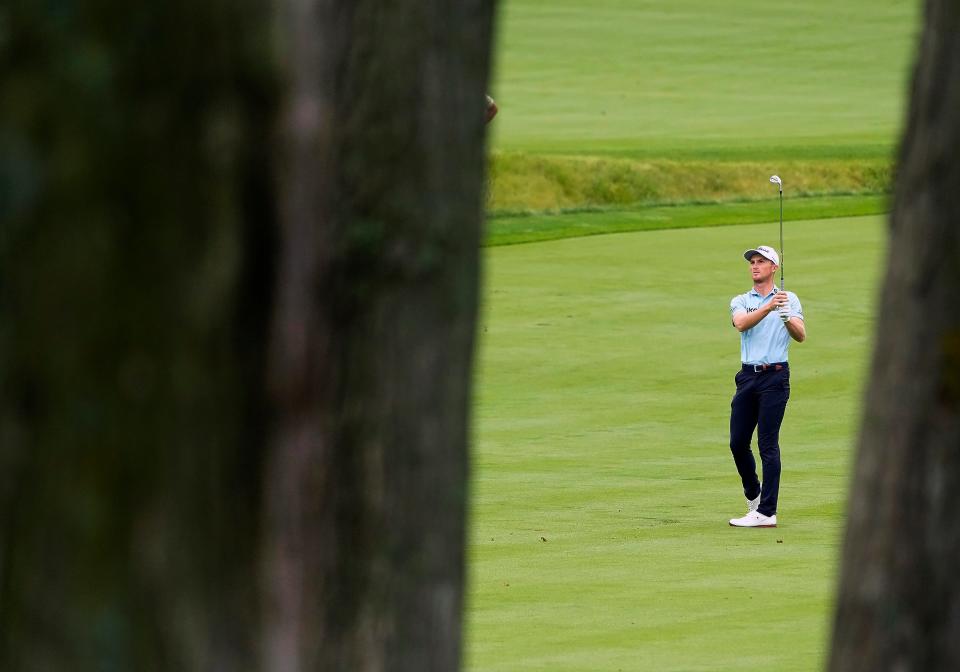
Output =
[
  {"x1": 262, "y1": 0, "x2": 494, "y2": 668},
  {"x1": 829, "y1": 1, "x2": 960, "y2": 670},
  {"x1": 0, "y1": 0, "x2": 493, "y2": 669},
  {"x1": 0, "y1": 2, "x2": 278, "y2": 668}
]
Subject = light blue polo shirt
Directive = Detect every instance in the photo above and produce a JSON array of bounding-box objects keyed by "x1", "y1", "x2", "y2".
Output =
[{"x1": 730, "y1": 286, "x2": 804, "y2": 365}]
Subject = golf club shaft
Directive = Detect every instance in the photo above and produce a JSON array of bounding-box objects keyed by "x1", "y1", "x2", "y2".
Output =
[{"x1": 779, "y1": 190, "x2": 783, "y2": 290}]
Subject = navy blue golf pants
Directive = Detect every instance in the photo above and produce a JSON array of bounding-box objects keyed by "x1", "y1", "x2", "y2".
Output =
[{"x1": 729, "y1": 363, "x2": 790, "y2": 517}]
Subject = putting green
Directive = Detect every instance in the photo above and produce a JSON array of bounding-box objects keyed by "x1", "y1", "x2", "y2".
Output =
[{"x1": 466, "y1": 214, "x2": 886, "y2": 671}]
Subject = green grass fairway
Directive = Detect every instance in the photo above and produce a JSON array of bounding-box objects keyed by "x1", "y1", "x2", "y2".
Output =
[
  {"x1": 466, "y1": 215, "x2": 886, "y2": 671},
  {"x1": 490, "y1": 0, "x2": 918, "y2": 159},
  {"x1": 485, "y1": 0, "x2": 918, "y2": 214}
]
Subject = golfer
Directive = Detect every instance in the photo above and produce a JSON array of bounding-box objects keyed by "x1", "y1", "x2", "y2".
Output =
[{"x1": 727, "y1": 245, "x2": 805, "y2": 528}]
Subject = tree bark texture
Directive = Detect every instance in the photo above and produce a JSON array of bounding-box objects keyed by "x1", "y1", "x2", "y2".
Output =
[
  {"x1": 263, "y1": 1, "x2": 494, "y2": 670},
  {"x1": 0, "y1": 2, "x2": 278, "y2": 669},
  {"x1": 829, "y1": 1, "x2": 960, "y2": 669},
  {"x1": 2, "y1": 0, "x2": 491, "y2": 668}
]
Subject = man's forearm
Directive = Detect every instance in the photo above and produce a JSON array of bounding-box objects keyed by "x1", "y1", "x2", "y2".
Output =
[
  {"x1": 732, "y1": 307, "x2": 773, "y2": 332},
  {"x1": 786, "y1": 318, "x2": 806, "y2": 342}
]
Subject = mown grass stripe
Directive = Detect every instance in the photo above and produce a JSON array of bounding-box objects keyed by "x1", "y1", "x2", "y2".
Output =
[{"x1": 486, "y1": 194, "x2": 889, "y2": 247}]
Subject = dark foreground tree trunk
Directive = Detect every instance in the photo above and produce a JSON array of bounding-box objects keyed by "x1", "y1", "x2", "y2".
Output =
[
  {"x1": 0, "y1": 0, "x2": 493, "y2": 669},
  {"x1": 0, "y1": 3, "x2": 277, "y2": 668},
  {"x1": 829, "y1": 1, "x2": 960, "y2": 670},
  {"x1": 263, "y1": 1, "x2": 494, "y2": 669}
]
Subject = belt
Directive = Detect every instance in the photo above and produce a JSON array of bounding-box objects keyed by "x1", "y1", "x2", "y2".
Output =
[{"x1": 742, "y1": 362, "x2": 788, "y2": 373}]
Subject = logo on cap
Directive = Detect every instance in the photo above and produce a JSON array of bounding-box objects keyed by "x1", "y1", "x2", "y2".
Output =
[{"x1": 743, "y1": 245, "x2": 780, "y2": 266}]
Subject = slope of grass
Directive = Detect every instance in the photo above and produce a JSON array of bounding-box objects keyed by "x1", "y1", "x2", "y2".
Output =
[
  {"x1": 466, "y1": 215, "x2": 887, "y2": 671},
  {"x1": 488, "y1": 153, "x2": 892, "y2": 213},
  {"x1": 486, "y1": 193, "x2": 889, "y2": 246}
]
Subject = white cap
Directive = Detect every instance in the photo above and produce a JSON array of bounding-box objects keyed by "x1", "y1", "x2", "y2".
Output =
[{"x1": 743, "y1": 245, "x2": 780, "y2": 266}]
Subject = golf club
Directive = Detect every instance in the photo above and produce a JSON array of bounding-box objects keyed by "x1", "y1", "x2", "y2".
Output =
[{"x1": 769, "y1": 175, "x2": 783, "y2": 289}]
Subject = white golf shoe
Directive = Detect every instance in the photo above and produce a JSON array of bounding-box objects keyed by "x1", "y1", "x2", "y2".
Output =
[{"x1": 729, "y1": 511, "x2": 777, "y2": 528}]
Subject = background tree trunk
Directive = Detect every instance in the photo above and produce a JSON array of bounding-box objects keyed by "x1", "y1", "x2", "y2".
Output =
[
  {"x1": 0, "y1": 0, "x2": 494, "y2": 669},
  {"x1": 263, "y1": 1, "x2": 494, "y2": 670},
  {"x1": 829, "y1": 1, "x2": 960, "y2": 669}
]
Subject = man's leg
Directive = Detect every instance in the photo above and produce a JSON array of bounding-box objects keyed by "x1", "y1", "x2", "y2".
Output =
[
  {"x1": 756, "y1": 369, "x2": 790, "y2": 517},
  {"x1": 729, "y1": 370, "x2": 761, "y2": 501}
]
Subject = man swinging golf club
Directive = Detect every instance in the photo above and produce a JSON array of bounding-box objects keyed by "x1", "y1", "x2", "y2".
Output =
[{"x1": 727, "y1": 201, "x2": 806, "y2": 526}]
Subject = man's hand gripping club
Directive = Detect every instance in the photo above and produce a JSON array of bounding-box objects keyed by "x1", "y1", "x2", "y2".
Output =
[{"x1": 773, "y1": 290, "x2": 790, "y2": 323}]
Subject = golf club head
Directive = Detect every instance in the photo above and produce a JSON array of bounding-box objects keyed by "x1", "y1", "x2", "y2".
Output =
[{"x1": 769, "y1": 175, "x2": 782, "y2": 192}]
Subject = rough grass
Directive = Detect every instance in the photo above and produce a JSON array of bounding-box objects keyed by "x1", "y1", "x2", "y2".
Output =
[{"x1": 488, "y1": 153, "x2": 892, "y2": 214}]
